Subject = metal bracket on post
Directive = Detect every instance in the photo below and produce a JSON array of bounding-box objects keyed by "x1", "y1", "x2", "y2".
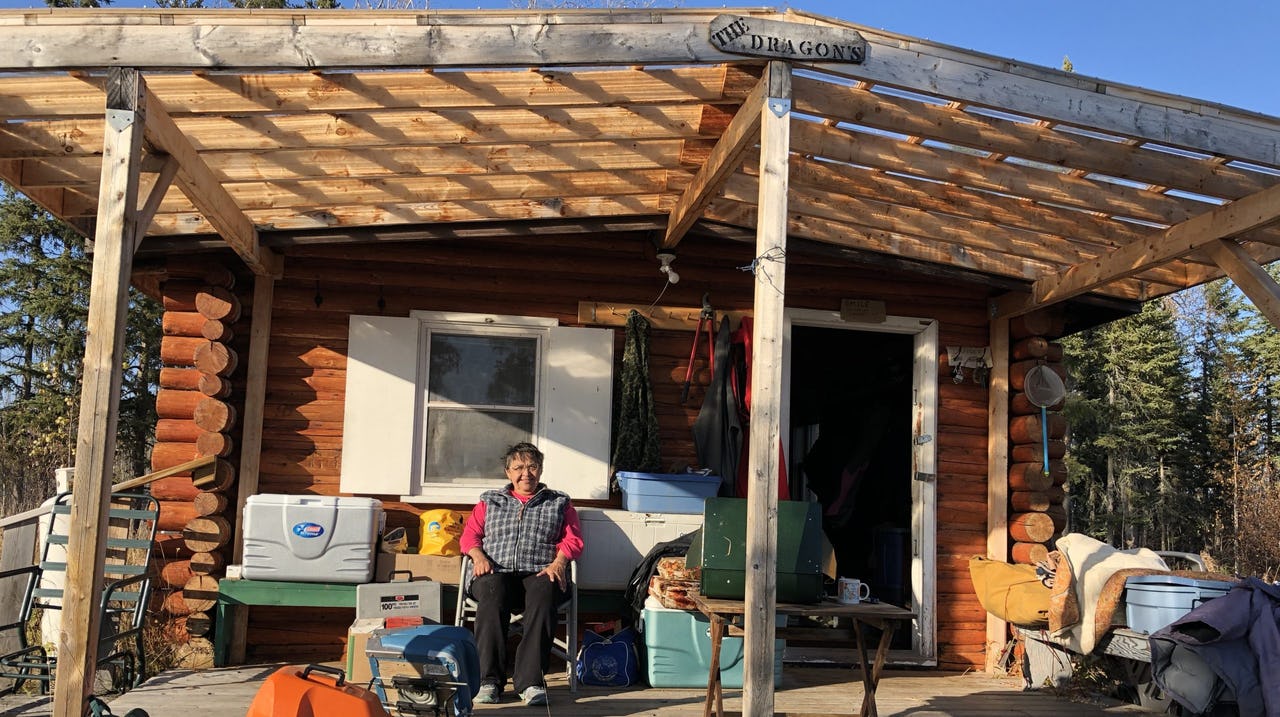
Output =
[
  {"x1": 105, "y1": 108, "x2": 136, "y2": 132},
  {"x1": 767, "y1": 98, "x2": 791, "y2": 118}
]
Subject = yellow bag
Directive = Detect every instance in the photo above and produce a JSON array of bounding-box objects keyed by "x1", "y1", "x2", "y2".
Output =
[
  {"x1": 418, "y1": 509, "x2": 465, "y2": 556},
  {"x1": 968, "y1": 556, "x2": 1051, "y2": 628}
]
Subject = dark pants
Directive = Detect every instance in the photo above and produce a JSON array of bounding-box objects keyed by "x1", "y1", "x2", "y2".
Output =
[{"x1": 469, "y1": 571, "x2": 569, "y2": 694}]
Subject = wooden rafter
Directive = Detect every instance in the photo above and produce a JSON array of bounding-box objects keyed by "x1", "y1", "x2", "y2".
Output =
[
  {"x1": 662, "y1": 72, "x2": 769, "y2": 249},
  {"x1": 993, "y1": 181, "x2": 1280, "y2": 318},
  {"x1": 794, "y1": 76, "x2": 1278, "y2": 202},
  {"x1": 0, "y1": 66, "x2": 749, "y2": 120},
  {"x1": 1200, "y1": 239, "x2": 1280, "y2": 328},
  {"x1": 141, "y1": 89, "x2": 281, "y2": 277}
]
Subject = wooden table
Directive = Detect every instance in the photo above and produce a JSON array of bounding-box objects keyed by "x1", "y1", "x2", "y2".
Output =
[
  {"x1": 693, "y1": 595, "x2": 915, "y2": 717},
  {"x1": 214, "y1": 579, "x2": 358, "y2": 666}
]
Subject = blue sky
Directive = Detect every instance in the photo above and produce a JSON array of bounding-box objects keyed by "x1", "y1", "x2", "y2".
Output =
[{"x1": 2, "y1": 0, "x2": 1277, "y2": 117}]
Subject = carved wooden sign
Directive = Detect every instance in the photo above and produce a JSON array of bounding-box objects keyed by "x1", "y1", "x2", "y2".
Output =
[{"x1": 709, "y1": 14, "x2": 867, "y2": 64}]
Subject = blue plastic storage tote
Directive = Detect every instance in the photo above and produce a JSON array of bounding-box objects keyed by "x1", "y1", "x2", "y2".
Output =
[{"x1": 617, "y1": 471, "x2": 719, "y2": 514}]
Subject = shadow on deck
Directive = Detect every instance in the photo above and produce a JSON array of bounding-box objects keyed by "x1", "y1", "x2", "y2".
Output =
[{"x1": 1, "y1": 664, "x2": 1152, "y2": 716}]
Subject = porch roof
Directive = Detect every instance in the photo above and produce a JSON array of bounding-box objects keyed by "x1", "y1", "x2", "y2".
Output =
[{"x1": 1, "y1": 7, "x2": 1278, "y2": 315}]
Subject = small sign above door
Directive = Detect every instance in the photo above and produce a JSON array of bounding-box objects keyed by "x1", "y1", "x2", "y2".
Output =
[{"x1": 709, "y1": 14, "x2": 868, "y2": 64}]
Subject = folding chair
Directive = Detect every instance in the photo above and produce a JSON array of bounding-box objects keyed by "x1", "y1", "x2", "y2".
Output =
[
  {"x1": 454, "y1": 554, "x2": 578, "y2": 692},
  {"x1": 0, "y1": 491, "x2": 158, "y2": 695}
]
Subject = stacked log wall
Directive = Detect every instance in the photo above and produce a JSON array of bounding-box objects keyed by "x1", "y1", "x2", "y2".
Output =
[
  {"x1": 178, "y1": 234, "x2": 992, "y2": 669},
  {"x1": 1005, "y1": 313, "x2": 1070, "y2": 568},
  {"x1": 152, "y1": 259, "x2": 247, "y2": 667}
]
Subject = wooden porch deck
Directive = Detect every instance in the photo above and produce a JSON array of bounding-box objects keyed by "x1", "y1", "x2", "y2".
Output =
[{"x1": 0, "y1": 665, "x2": 1151, "y2": 716}]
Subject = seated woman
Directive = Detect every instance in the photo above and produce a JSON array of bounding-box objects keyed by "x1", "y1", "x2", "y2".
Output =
[{"x1": 459, "y1": 442, "x2": 583, "y2": 706}]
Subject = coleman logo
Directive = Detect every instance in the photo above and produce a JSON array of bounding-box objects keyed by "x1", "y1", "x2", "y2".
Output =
[
  {"x1": 292, "y1": 522, "x2": 325, "y2": 538},
  {"x1": 709, "y1": 14, "x2": 867, "y2": 65}
]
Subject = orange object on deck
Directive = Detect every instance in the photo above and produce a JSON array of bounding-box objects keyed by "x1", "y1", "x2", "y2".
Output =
[{"x1": 246, "y1": 664, "x2": 389, "y2": 717}]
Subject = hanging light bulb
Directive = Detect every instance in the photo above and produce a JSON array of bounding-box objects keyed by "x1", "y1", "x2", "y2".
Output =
[{"x1": 657, "y1": 253, "x2": 680, "y2": 284}]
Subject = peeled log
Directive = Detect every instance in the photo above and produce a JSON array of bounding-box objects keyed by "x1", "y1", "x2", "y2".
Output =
[
  {"x1": 161, "y1": 615, "x2": 190, "y2": 644},
  {"x1": 163, "y1": 590, "x2": 194, "y2": 616},
  {"x1": 1011, "y1": 491, "x2": 1053, "y2": 513},
  {"x1": 1045, "y1": 342, "x2": 1065, "y2": 362},
  {"x1": 166, "y1": 257, "x2": 235, "y2": 289},
  {"x1": 156, "y1": 419, "x2": 202, "y2": 444},
  {"x1": 1009, "y1": 310, "x2": 1065, "y2": 340},
  {"x1": 1009, "y1": 413, "x2": 1067, "y2": 443},
  {"x1": 182, "y1": 575, "x2": 220, "y2": 613},
  {"x1": 159, "y1": 500, "x2": 199, "y2": 532},
  {"x1": 154, "y1": 532, "x2": 194, "y2": 560},
  {"x1": 156, "y1": 389, "x2": 203, "y2": 420},
  {"x1": 173, "y1": 637, "x2": 215, "y2": 670},
  {"x1": 159, "y1": 367, "x2": 203, "y2": 392},
  {"x1": 1046, "y1": 504, "x2": 1068, "y2": 533},
  {"x1": 195, "y1": 287, "x2": 241, "y2": 323},
  {"x1": 163, "y1": 312, "x2": 209, "y2": 338},
  {"x1": 151, "y1": 442, "x2": 198, "y2": 472},
  {"x1": 1011, "y1": 392, "x2": 1065, "y2": 415},
  {"x1": 152, "y1": 476, "x2": 200, "y2": 501},
  {"x1": 1011, "y1": 542, "x2": 1049, "y2": 565},
  {"x1": 186, "y1": 612, "x2": 213, "y2": 637},
  {"x1": 159, "y1": 559, "x2": 194, "y2": 589},
  {"x1": 194, "y1": 398, "x2": 237, "y2": 433},
  {"x1": 198, "y1": 373, "x2": 233, "y2": 399},
  {"x1": 1011, "y1": 336, "x2": 1050, "y2": 360},
  {"x1": 1009, "y1": 461, "x2": 1067, "y2": 491},
  {"x1": 190, "y1": 551, "x2": 225, "y2": 575},
  {"x1": 196, "y1": 459, "x2": 236, "y2": 492},
  {"x1": 193, "y1": 491, "x2": 228, "y2": 517},
  {"x1": 1010, "y1": 361, "x2": 1068, "y2": 392},
  {"x1": 160, "y1": 336, "x2": 205, "y2": 367},
  {"x1": 196, "y1": 431, "x2": 234, "y2": 458},
  {"x1": 1009, "y1": 512, "x2": 1055, "y2": 543},
  {"x1": 162, "y1": 280, "x2": 204, "y2": 313},
  {"x1": 201, "y1": 319, "x2": 233, "y2": 343},
  {"x1": 1011, "y1": 440, "x2": 1066, "y2": 463},
  {"x1": 193, "y1": 341, "x2": 238, "y2": 377},
  {"x1": 183, "y1": 515, "x2": 232, "y2": 553}
]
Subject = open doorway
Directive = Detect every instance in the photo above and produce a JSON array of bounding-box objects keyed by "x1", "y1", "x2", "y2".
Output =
[{"x1": 783, "y1": 309, "x2": 937, "y2": 663}]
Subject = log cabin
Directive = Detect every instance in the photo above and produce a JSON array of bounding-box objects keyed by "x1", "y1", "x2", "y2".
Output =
[{"x1": 0, "y1": 7, "x2": 1278, "y2": 715}]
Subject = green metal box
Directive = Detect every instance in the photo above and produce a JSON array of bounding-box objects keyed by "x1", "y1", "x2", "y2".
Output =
[{"x1": 698, "y1": 497, "x2": 825, "y2": 604}]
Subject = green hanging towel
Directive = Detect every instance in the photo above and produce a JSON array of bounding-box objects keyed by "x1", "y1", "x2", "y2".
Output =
[{"x1": 612, "y1": 310, "x2": 662, "y2": 471}]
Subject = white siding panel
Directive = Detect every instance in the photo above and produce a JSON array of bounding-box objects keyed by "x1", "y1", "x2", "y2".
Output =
[
  {"x1": 541, "y1": 325, "x2": 614, "y2": 500},
  {"x1": 340, "y1": 315, "x2": 420, "y2": 495}
]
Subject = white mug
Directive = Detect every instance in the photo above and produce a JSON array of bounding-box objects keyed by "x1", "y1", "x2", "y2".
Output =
[{"x1": 837, "y1": 577, "x2": 871, "y2": 605}]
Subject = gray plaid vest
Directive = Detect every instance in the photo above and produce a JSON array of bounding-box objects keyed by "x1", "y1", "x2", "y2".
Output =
[{"x1": 479, "y1": 486, "x2": 569, "y2": 573}]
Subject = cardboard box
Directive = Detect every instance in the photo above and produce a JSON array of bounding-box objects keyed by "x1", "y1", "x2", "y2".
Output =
[
  {"x1": 345, "y1": 618, "x2": 384, "y2": 686},
  {"x1": 374, "y1": 553, "x2": 463, "y2": 584}
]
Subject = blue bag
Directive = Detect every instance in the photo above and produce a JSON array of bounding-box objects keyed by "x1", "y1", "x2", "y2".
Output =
[{"x1": 574, "y1": 627, "x2": 640, "y2": 687}]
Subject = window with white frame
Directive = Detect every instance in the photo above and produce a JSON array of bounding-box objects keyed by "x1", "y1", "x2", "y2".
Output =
[{"x1": 339, "y1": 312, "x2": 613, "y2": 503}]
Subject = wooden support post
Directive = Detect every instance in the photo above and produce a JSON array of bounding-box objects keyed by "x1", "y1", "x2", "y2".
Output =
[
  {"x1": 229, "y1": 274, "x2": 275, "y2": 664},
  {"x1": 985, "y1": 316, "x2": 1011, "y2": 673},
  {"x1": 743, "y1": 60, "x2": 790, "y2": 717},
  {"x1": 1201, "y1": 238, "x2": 1280, "y2": 330},
  {"x1": 55, "y1": 67, "x2": 145, "y2": 717}
]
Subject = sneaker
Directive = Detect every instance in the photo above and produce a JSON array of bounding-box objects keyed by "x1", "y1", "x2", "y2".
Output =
[
  {"x1": 475, "y1": 683, "x2": 501, "y2": 704},
  {"x1": 520, "y1": 685, "x2": 547, "y2": 706}
]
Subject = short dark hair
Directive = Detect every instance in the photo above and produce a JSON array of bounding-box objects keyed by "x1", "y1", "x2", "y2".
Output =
[{"x1": 502, "y1": 442, "x2": 544, "y2": 469}]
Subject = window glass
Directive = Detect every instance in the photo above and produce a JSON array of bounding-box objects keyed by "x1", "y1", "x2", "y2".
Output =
[
  {"x1": 427, "y1": 333, "x2": 537, "y2": 406},
  {"x1": 423, "y1": 409, "x2": 534, "y2": 481}
]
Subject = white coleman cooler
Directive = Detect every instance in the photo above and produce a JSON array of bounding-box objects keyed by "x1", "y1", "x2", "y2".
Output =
[{"x1": 242, "y1": 494, "x2": 384, "y2": 583}]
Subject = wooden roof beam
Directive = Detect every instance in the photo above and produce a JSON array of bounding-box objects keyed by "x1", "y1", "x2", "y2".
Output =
[
  {"x1": 1200, "y1": 239, "x2": 1280, "y2": 329},
  {"x1": 662, "y1": 73, "x2": 769, "y2": 249},
  {"x1": 141, "y1": 88, "x2": 281, "y2": 277},
  {"x1": 992, "y1": 181, "x2": 1280, "y2": 318}
]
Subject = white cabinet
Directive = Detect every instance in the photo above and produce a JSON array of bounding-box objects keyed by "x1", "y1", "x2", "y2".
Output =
[{"x1": 576, "y1": 508, "x2": 704, "y2": 590}]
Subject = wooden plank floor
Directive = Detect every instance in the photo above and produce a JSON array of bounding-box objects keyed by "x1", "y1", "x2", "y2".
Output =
[{"x1": 0, "y1": 664, "x2": 1151, "y2": 716}]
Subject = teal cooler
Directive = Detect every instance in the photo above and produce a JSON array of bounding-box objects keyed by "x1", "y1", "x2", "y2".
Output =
[
  {"x1": 639, "y1": 598, "x2": 783, "y2": 688},
  {"x1": 1124, "y1": 575, "x2": 1235, "y2": 633},
  {"x1": 698, "y1": 497, "x2": 824, "y2": 604}
]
